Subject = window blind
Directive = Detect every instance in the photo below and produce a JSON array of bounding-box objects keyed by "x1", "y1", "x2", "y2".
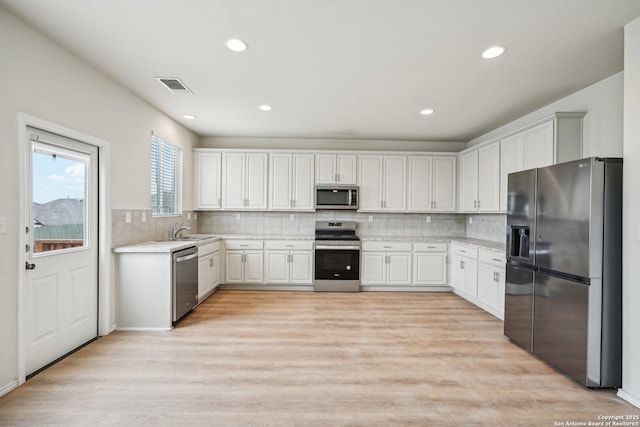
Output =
[{"x1": 150, "y1": 134, "x2": 182, "y2": 215}]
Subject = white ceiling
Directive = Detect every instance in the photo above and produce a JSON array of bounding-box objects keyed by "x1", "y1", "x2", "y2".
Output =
[{"x1": 3, "y1": 0, "x2": 640, "y2": 143}]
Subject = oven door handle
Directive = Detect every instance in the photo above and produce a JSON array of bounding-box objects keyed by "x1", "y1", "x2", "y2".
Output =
[{"x1": 315, "y1": 245, "x2": 361, "y2": 250}]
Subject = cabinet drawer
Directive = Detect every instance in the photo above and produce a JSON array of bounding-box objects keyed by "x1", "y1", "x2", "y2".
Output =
[
  {"x1": 198, "y1": 241, "x2": 221, "y2": 256},
  {"x1": 362, "y1": 241, "x2": 412, "y2": 252},
  {"x1": 478, "y1": 250, "x2": 505, "y2": 267},
  {"x1": 225, "y1": 240, "x2": 264, "y2": 250},
  {"x1": 265, "y1": 240, "x2": 314, "y2": 250},
  {"x1": 413, "y1": 243, "x2": 447, "y2": 252},
  {"x1": 451, "y1": 244, "x2": 477, "y2": 259}
]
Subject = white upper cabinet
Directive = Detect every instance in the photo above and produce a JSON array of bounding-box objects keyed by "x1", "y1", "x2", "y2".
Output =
[
  {"x1": 269, "y1": 153, "x2": 314, "y2": 211},
  {"x1": 498, "y1": 112, "x2": 584, "y2": 212},
  {"x1": 459, "y1": 141, "x2": 500, "y2": 213},
  {"x1": 316, "y1": 153, "x2": 357, "y2": 184},
  {"x1": 499, "y1": 133, "x2": 524, "y2": 212},
  {"x1": 194, "y1": 151, "x2": 221, "y2": 210},
  {"x1": 407, "y1": 155, "x2": 457, "y2": 212},
  {"x1": 221, "y1": 152, "x2": 268, "y2": 210},
  {"x1": 358, "y1": 155, "x2": 406, "y2": 212},
  {"x1": 477, "y1": 142, "x2": 500, "y2": 212},
  {"x1": 522, "y1": 120, "x2": 554, "y2": 170},
  {"x1": 459, "y1": 149, "x2": 479, "y2": 212}
]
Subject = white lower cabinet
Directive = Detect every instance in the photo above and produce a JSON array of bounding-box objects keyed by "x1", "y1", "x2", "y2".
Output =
[
  {"x1": 412, "y1": 243, "x2": 448, "y2": 286},
  {"x1": 476, "y1": 250, "x2": 506, "y2": 320},
  {"x1": 361, "y1": 242, "x2": 412, "y2": 286},
  {"x1": 265, "y1": 241, "x2": 313, "y2": 285},
  {"x1": 197, "y1": 241, "x2": 221, "y2": 302},
  {"x1": 224, "y1": 240, "x2": 264, "y2": 284},
  {"x1": 450, "y1": 242, "x2": 505, "y2": 320}
]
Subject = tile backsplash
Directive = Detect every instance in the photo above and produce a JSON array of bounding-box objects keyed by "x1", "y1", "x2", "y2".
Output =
[
  {"x1": 112, "y1": 209, "x2": 198, "y2": 248},
  {"x1": 197, "y1": 211, "x2": 468, "y2": 238},
  {"x1": 465, "y1": 214, "x2": 506, "y2": 242}
]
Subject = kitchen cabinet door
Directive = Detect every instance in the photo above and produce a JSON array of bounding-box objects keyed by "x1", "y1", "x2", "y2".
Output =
[
  {"x1": 523, "y1": 121, "x2": 554, "y2": 170},
  {"x1": 316, "y1": 154, "x2": 337, "y2": 184},
  {"x1": 407, "y1": 156, "x2": 433, "y2": 211},
  {"x1": 477, "y1": 263, "x2": 498, "y2": 310},
  {"x1": 269, "y1": 154, "x2": 293, "y2": 210},
  {"x1": 413, "y1": 252, "x2": 447, "y2": 285},
  {"x1": 194, "y1": 152, "x2": 221, "y2": 209},
  {"x1": 225, "y1": 251, "x2": 245, "y2": 283},
  {"x1": 198, "y1": 253, "x2": 213, "y2": 298},
  {"x1": 221, "y1": 153, "x2": 246, "y2": 209},
  {"x1": 336, "y1": 155, "x2": 357, "y2": 184},
  {"x1": 386, "y1": 252, "x2": 411, "y2": 285},
  {"x1": 361, "y1": 252, "x2": 386, "y2": 285},
  {"x1": 383, "y1": 155, "x2": 407, "y2": 211},
  {"x1": 211, "y1": 252, "x2": 220, "y2": 289},
  {"x1": 433, "y1": 156, "x2": 456, "y2": 212},
  {"x1": 459, "y1": 150, "x2": 478, "y2": 212},
  {"x1": 477, "y1": 141, "x2": 500, "y2": 212},
  {"x1": 244, "y1": 250, "x2": 264, "y2": 284},
  {"x1": 265, "y1": 250, "x2": 289, "y2": 283},
  {"x1": 290, "y1": 251, "x2": 313, "y2": 284},
  {"x1": 358, "y1": 155, "x2": 383, "y2": 211},
  {"x1": 245, "y1": 153, "x2": 268, "y2": 210},
  {"x1": 450, "y1": 254, "x2": 463, "y2": 292},
  {"x1": 292, "y1": 154, "x2": 314, "y2": 210},
  {"x1": 500, "y1": 134, "x2": 524, "y2": 212},
  {"x1": 460, "y1": 257, "x2": 478, "y2": 299}
]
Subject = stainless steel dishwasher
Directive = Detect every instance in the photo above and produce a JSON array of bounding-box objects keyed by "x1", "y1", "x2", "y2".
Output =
[{"x1": 172, "y1": 246, "x2": 198, "y2": 323}]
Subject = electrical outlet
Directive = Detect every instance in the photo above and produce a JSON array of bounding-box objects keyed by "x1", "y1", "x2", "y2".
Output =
[
  {"x1": 187, "y1": 212, "x2": 192, "y2": 220},
  {"x1": 368, "y1": 215, "x2": 373, "y2": 222},
  {"x1": 425, "y1": 215, "x2": 431, "y2": 223},
  {"x1": 194, "y1": 213, "x2": 198, "y2": 220},
  {"x1": 468, "y1": 216, "x2": 473, "y2": 225},
  {"x1": 290, "y1": 214, "x2": 295, "y2": 222},
  {"x1": 141, "y1": 212, "x2": 147, "y2": 223},
  {"x1": 236, "y1": 213, "x2": 241, "y2": 220},
  {"x1": 125, "y1": 212, "x2": 131, "y2": 224}
]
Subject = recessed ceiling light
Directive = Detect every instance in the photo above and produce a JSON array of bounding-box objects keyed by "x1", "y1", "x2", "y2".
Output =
[
  {"x1": 183, "y1": 114, "x2": 196, "y2": 120},
  {"x1": 482, "y1": 46, "x2": 506, "y2": 59},
  {"x1": 420, "y1": 108, "x2": 435, "y2": 116},
  {"x1": 226, "y1": 38, "x2": 248, "y2": 52},
  {"x1": 258, "y1": 105, "x2": 272, "y2": 112}
]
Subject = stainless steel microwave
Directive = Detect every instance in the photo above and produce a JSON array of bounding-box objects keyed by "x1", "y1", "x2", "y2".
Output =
[{"x1": 315, "y1": 186, "x2": 359, "y2": 210}]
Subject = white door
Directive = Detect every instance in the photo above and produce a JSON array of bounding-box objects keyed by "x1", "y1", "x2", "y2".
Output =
[
  {"x1": 459, "y1": 150, "x2": 479, "y2": 212},
  {"x1": 361, "y1": 252, "x2": 386, "y2": 285},
  {"x1": 500, "y1": 134, "x2": 524, "y2": 212},
  {"x1": 433, "y1": 156, "x2": 456, "y2": 212},
  {"x1": 336, "y1": 155, "x2": 357, "y2": 184},
  {"x1": 477, "y1": 141, "x2": 501, "y2": 212},
  {"x1": 269, "y1": 154, "x2": 292, "y2": 210},
  {"x1": 316, "y1": 154, "x2": 337, "y2": 184},
  {"x1": 358, "y1": 155, "x2": 383, "y2": 211},
  {"x1": 244, "y1": 251, "x2": 264, "y2": 284},
  {"x1": 290, "y1": 251, "x2": 313, "y2": 284},
  {"x1": 225, "y1": 251, "x2": 244, "y2": 283},
  {"x1": 387, "y1": 252, "x2": 412, "y2": 285},
  {"x1": 383, "y1": 156, "x2": 407, "y2": 211},
  {"x1": 292, "y1": 154, "x2": 314, "y2": 210},
  {"x1": 523, "y1": 121, "x2": 554, "y2": 169},
  {"x1": 245, "y1": 153, "x2": 268, "y2": 210},
  {"x1": 413, "y1": 252, "x2": 447, "y2": 285},
  {"x1": 222, "y1": 153, "x2": 245, "y2": 209},
  {"x1": 25, "y1": 128, "x2": 98, "y2": 376},
  {"x1": 195, "y1": 152, "x2": 221, "y2": 209},
  {"x1": 265, "y1": 250, "x2": 290, "y2": 283},
  {"x1": 408, "y1": 156, "x2": 433, "y2": 211}
]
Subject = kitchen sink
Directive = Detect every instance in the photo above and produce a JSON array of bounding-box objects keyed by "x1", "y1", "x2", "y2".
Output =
[{"x1": 156, "y1": 235, "x2": 215, "y2": 242}]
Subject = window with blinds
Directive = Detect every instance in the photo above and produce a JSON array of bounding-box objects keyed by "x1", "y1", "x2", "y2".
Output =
[{"x1": 150, "y1": 134, "x2": 182, "y2": 216}]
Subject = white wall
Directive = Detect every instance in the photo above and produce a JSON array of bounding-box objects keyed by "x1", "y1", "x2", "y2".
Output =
[
  {"x1": 468, "y1": 72, "x2": 624, "y2": 158},
  {"x1": 0, "y1": 8, "x2": 198, "y2": 393},
  {"x1": 200, "y1": 136, "x2": 467, "y2": 152},
  {"x1": 621, "y1": 17, "x2": 640, "y2": 407}
]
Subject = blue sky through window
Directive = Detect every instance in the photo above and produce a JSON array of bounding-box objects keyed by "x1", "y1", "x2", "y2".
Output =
[{"x1": 32, "y1": 151, "x2": 85, "y2": 204}]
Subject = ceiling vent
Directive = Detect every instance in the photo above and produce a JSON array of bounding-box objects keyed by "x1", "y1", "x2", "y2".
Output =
[{"x1": 155, "y1": 77, "x2": 192, "y2": 94}]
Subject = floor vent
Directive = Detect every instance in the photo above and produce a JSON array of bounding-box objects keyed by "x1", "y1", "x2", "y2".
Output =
[{"x1": 156, "y1": 77, "x2": 192, "y2": 94}]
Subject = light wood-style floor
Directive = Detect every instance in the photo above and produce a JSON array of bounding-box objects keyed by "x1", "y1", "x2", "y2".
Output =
[{"x1": 1, "y1": 290, "x2": 637, "y2": 426}]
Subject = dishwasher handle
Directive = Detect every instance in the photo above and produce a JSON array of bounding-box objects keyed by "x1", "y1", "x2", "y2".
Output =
[{"x1": 175, "y1": 252, "x2": 198, "y2": 263}]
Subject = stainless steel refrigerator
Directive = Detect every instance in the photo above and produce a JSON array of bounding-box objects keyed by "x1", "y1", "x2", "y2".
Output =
[{"x1": 504, "y1": 157, "x2": 622, "y2": 388}]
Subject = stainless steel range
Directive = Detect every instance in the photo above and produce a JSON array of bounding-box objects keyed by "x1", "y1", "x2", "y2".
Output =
[{"x1": 314, "y1": 221, "x2": 361, "y2": 292}]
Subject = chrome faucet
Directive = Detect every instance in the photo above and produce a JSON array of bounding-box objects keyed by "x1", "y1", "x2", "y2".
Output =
[{"x1": 171, "y1": 222, "x2": 191, "y2": 240}]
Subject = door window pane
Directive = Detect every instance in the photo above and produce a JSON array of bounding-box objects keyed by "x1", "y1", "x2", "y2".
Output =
[{"x1": 32, "y1": 146, "x2": 88, "y2": 254}]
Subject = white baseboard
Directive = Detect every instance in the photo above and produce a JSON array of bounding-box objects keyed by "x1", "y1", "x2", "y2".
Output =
[
  {"x1": 115, "y1": 327, "x2": 172, "y2": 332},
  {"x1": 0, "y1": 380, "x2": 18, "y2": 397},
  {"x1": 618, "y1": 388, "x2": 640, "y2": 409}
]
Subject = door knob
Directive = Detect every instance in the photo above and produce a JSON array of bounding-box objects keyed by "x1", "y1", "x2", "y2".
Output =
[{"x1": 25, "y1": 262, "x2": 36, "y2": 270}]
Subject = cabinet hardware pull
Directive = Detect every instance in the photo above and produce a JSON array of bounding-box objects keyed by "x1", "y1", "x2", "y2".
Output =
[
  {"x1": 478, "y1": 200, "x2": 480, "y2": 208},
  {"x1": 460, "y1": 260, "x2": 464, "y2": 268},
  {"x1": 383, "y1": 246, "x2": 392, "y2": 249},
  {"x1": 337, "y1": 173, "x2": 341, "y2": 182},
  {"x1": 492, "y1": 258, "x2": 501, "y2": 262},
  {"x1": 460, "y1": 249, "x2": 466, "y2": 253},
  {"x1": 286, "y1": 245, "x2": 294, "y2": 247},
  {"x1": 218, "y1": 198, "x2": 221, "y2": 206},
  {"x1": 428, "y1": 246, "x2": 436, "y2": 249}
]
